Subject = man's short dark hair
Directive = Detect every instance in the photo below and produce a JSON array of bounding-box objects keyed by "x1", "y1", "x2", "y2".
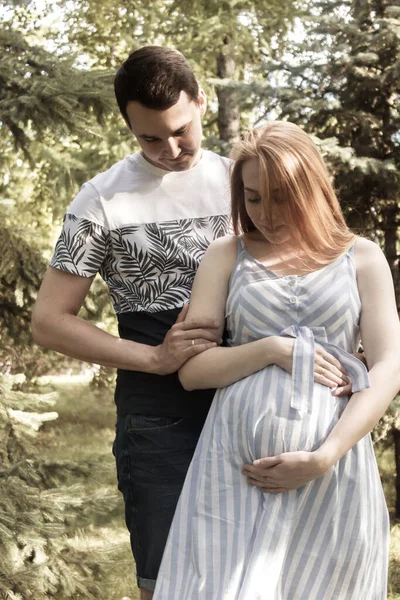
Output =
[{"x1": 114, "y1": 46, "x2": 200, "y2": 127}]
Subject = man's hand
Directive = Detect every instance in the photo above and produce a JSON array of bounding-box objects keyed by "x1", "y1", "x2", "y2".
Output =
[
  {"x1": 153, "y1": 304, "x2": 222, "y2": 375},
  {"x1": 242, "y1": 451, "x2": 330, "y2": 493}
]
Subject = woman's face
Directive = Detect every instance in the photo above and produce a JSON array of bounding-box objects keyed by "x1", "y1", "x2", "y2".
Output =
[{"x1": 242, "y1": 159, "x2": 292, "y2": 245}]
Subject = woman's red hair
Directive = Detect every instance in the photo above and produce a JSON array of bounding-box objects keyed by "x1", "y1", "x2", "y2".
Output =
[{"x1": 230, "y1": 121, "x2": 355, "y2": 265}]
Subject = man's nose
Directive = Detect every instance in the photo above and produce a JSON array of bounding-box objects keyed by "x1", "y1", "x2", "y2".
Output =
[{"x1": 164, "y1": 137, "x2": 180, "y2": 159}]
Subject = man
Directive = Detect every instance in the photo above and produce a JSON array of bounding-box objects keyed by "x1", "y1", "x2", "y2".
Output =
[{"x1": 32, "y1": 46, "x2": 232, "y2": 599}]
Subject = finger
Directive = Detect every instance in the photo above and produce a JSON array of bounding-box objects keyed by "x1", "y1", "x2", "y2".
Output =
[
  {"x1": 315, "y1": 346, "x2": 344, "y2": 372},
  {"x1": 314, "y1": 370, "x2": 345, "y2": 388},
  {"x1": 253, "y1": 456, "x2": 281, "y2": 468},
  {"x1": 332, "y1": 382, "x2": 352, "y2": 397},
  {"x1": 183, "y1": 329, "x2": 222, "y2": 343},
  {"x1": 247, "y1": 478, "x2": 282, "y2": 489},
  {"x1": 316, "y1": 356, "x2": 346, "y2": 381},
  {"x1": 189, "y1": 337, "x2": 220, "y2": 347},
  {"x1": 243, "y1": 464, "x2": 276, "y2": 478},
  {"x1": 175, "y1": 303, "x2": 189, "y2": 323},
  {"x1": 242, "y1": 469, "x2": 266, "y2": 483},
  {"x1": 186, "y1": 342, "x2": 218, "y2": 357},
  {"x1": 314, "y1": 362, "x2": 349, "y2": 386},
  {"x1": 182, "y1": 317, "x2": 220, "y2": 331},
  {"x1": 353, "y1": 351, "x2": 367, "y2": 366}
]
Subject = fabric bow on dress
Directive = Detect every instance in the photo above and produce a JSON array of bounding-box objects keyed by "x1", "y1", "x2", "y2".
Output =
[{"x1": 280, "y1": 325, "x2": 370, "y2": 413}]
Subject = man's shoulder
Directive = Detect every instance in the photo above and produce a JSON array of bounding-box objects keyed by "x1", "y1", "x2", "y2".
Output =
[
  {"x1": 88, "y1": 153, "x2": 142, "y2": 194},
  {"x1": 202, "y1": 150, "x2": 233, "y2": 169}
]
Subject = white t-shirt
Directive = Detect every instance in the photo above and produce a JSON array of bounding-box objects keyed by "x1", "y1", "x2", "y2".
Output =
[
  {"x1": 51, "y1": 150, "x2": 231, "y2": 313},
  {"x1": 51, "y1": 150, "x2": 232, "y2": 417}
]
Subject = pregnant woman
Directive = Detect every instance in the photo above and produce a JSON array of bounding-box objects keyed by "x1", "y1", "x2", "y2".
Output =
[{"x1": 153, "y1": 121, "x2": 400, "y2": 599}]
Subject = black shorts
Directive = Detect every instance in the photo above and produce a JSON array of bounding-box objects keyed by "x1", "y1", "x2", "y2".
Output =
[{"x1": 113, "y1": 414, "x2": 204, "y2": 592}]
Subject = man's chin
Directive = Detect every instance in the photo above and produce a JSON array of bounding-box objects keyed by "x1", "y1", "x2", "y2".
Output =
[
  {"x1": 164, "y1": 154, "x2": 195, "y2": 171},
  {"x1": 142, "y1": 151, "x2": 200, "y2": 172}
]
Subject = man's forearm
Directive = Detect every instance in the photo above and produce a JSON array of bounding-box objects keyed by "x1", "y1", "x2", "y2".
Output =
[{"x1": 32, "y1": 312, "x2": 159, "y2": 373}]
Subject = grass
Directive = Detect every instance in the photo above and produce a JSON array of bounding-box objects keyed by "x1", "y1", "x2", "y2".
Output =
[
  {"x1": 36, "y1": 376, "x2": 400, "y2": 599},
  {"x1": 36, "y1": 377, "x2": 140, "y2": 600}
]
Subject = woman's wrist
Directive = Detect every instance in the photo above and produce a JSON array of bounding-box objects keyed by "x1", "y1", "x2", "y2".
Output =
[
  {"x1": 264, "y1": 335, "x2": 293, "y2": 371},
  {"x1": 313, "y1": 444, "x2": 340, "y2": 474}
]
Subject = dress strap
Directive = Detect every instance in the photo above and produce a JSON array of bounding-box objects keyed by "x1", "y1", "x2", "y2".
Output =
[{"x1": 347, "y1": 243, "x2": 356, "y2": 257}]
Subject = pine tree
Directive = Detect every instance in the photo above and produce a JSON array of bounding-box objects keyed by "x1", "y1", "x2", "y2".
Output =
[
  {"x1": 0, "y1": 3, "x2": 116, "y2": 364},
  {"x1": 0, "y1": 6, "x2": 123, "y2": 595},
  {"x1": 56, "y1": 0, "x2": 299, "y2": 147},
  {"x1": 0, "y1": 375, "x2": 118, "y2": 599}
]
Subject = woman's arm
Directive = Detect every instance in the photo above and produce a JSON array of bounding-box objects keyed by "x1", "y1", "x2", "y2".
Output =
[
  {"x1": 315, "y1": 237, "x2": 400, "y2": 466},
  {"x1": 179, "y1": 236, "x2": 347, "y2": 391},
  {"x1": 244, "y1": 237, "x2": 400, "y2": 491}
]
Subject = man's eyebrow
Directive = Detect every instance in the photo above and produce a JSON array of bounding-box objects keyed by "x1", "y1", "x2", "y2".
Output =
[
  {"x1": 138, "y1": 133, "x2": 161, "y2": 140},
  {"x1": 172, "y1": 121, "x2": 192, "y2": 133},
  {"x1": 138, "y1": 121, "x2": 192, "y2": 139}
]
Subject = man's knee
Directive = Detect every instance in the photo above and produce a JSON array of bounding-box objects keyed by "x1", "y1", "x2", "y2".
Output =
[{"x1": 140, "y1": 590, "x2": 153, "y2": 600}]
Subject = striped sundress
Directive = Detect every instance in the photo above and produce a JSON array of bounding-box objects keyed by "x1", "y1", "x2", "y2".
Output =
[{"x1": 153, "y1": 239, "x2": 390, "y2": 600}]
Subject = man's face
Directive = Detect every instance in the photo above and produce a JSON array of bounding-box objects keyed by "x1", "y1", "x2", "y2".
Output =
[{"x1": 126, "y1": 90, "x2": 206, "y2": 172}]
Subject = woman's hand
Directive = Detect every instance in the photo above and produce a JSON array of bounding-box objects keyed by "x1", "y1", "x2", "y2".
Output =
[
  {"x1": 271, "y1": 337, "x2": 350, "y2": 393},
  {"x1": 242, "y1": 450, "x2": 331, "y2": 493}
]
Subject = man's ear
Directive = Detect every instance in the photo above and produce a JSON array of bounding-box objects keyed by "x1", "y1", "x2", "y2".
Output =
[{"x1": 198, "y1": 88, "x2": 207, "y2": 116}]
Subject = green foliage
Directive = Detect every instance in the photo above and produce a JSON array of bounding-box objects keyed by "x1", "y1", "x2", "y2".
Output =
[
  {"x1": 263, "y1": 0, "x2": 400, "y2": 237},
  {"x1": 0, "y1": 376, "x2": 95, "y2": 598},
  {"x1": 0, "y1": 225, "x2": 45, "y2": 355},
  {"x1": 58, "y1": 0, "x2": 299, "y2": 143},
  {"x1": 0, "y1": 26, "x2": 113, "y2": 164}
]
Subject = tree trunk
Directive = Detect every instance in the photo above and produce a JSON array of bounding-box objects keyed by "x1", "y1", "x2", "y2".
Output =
[
  {"x1": 382, "y1": 200, "x2": 400, "y2": 309},
  {"x1": 393, "y1": 426, "x2": 400, "y2": 518},
  {"x1": 216, "y1": 37, "x2": 240, "y2": 145}
]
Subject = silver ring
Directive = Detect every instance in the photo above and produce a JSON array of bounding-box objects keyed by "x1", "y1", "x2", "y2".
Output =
[{"x1": 191, "y1": 339, "x2": 195, "y2": 346}]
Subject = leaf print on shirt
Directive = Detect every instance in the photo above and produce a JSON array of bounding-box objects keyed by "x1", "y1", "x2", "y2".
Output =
[
  {"x1": 52, "y1": 213, "x2": 231, "y2": 313},
  {"x1": 177, "y1": 235, "x2": 209, "y2": 273},
  {"x1": 120, "y1": 242, "x2": 158, "y2": 280},
  {"x1": 145, "y1": 223, "x2": 181, "y2": 275},
  {"x1": 210, "y1": 214, "x2": 232, "y2": 238},
  {"x1": 108, "y1": 276, "x2": 141, "y2": 313},
  {"x1": 51, "y1": 214, "x2": 108, "y2": 276},
  {"x1": 192, "y1": 217, "x2": 210, "y2": 231},
  {"x1": 139, "y1": 274, "x2": 192, "y2": 312}
]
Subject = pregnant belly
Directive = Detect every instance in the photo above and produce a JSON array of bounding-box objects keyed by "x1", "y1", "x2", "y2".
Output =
[{"x1": 212, "y1": 365, "x2": 346, "y2": 463}]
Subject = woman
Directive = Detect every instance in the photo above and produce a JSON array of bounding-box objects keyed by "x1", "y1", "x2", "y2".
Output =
[{"x1": 153, "y1": 121, "x2": 399, "y2": 599}]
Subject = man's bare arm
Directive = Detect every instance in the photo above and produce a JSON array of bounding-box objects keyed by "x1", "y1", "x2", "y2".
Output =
[{"x1": 31, "y1": 267, "x2": 220, "y2": 375}]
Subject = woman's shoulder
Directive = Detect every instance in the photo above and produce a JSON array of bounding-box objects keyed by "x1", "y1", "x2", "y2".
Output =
[
  {"x1": 353, "y1": 236, "x2": 390, "y2": 275},
  {"x1": 200, "y1": 235, "x2": 239, "y2": 274},
  {"x1": 207, "y1": 234, "x2": 238, "y2": 256},
  {"x1": 354, "y1": 236, "x2": 385, "y2": 257}
]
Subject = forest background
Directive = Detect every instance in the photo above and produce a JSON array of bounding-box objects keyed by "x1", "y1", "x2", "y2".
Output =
[{"x1": 1, "y1": 0, "x2": 399, "y2": 598}]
